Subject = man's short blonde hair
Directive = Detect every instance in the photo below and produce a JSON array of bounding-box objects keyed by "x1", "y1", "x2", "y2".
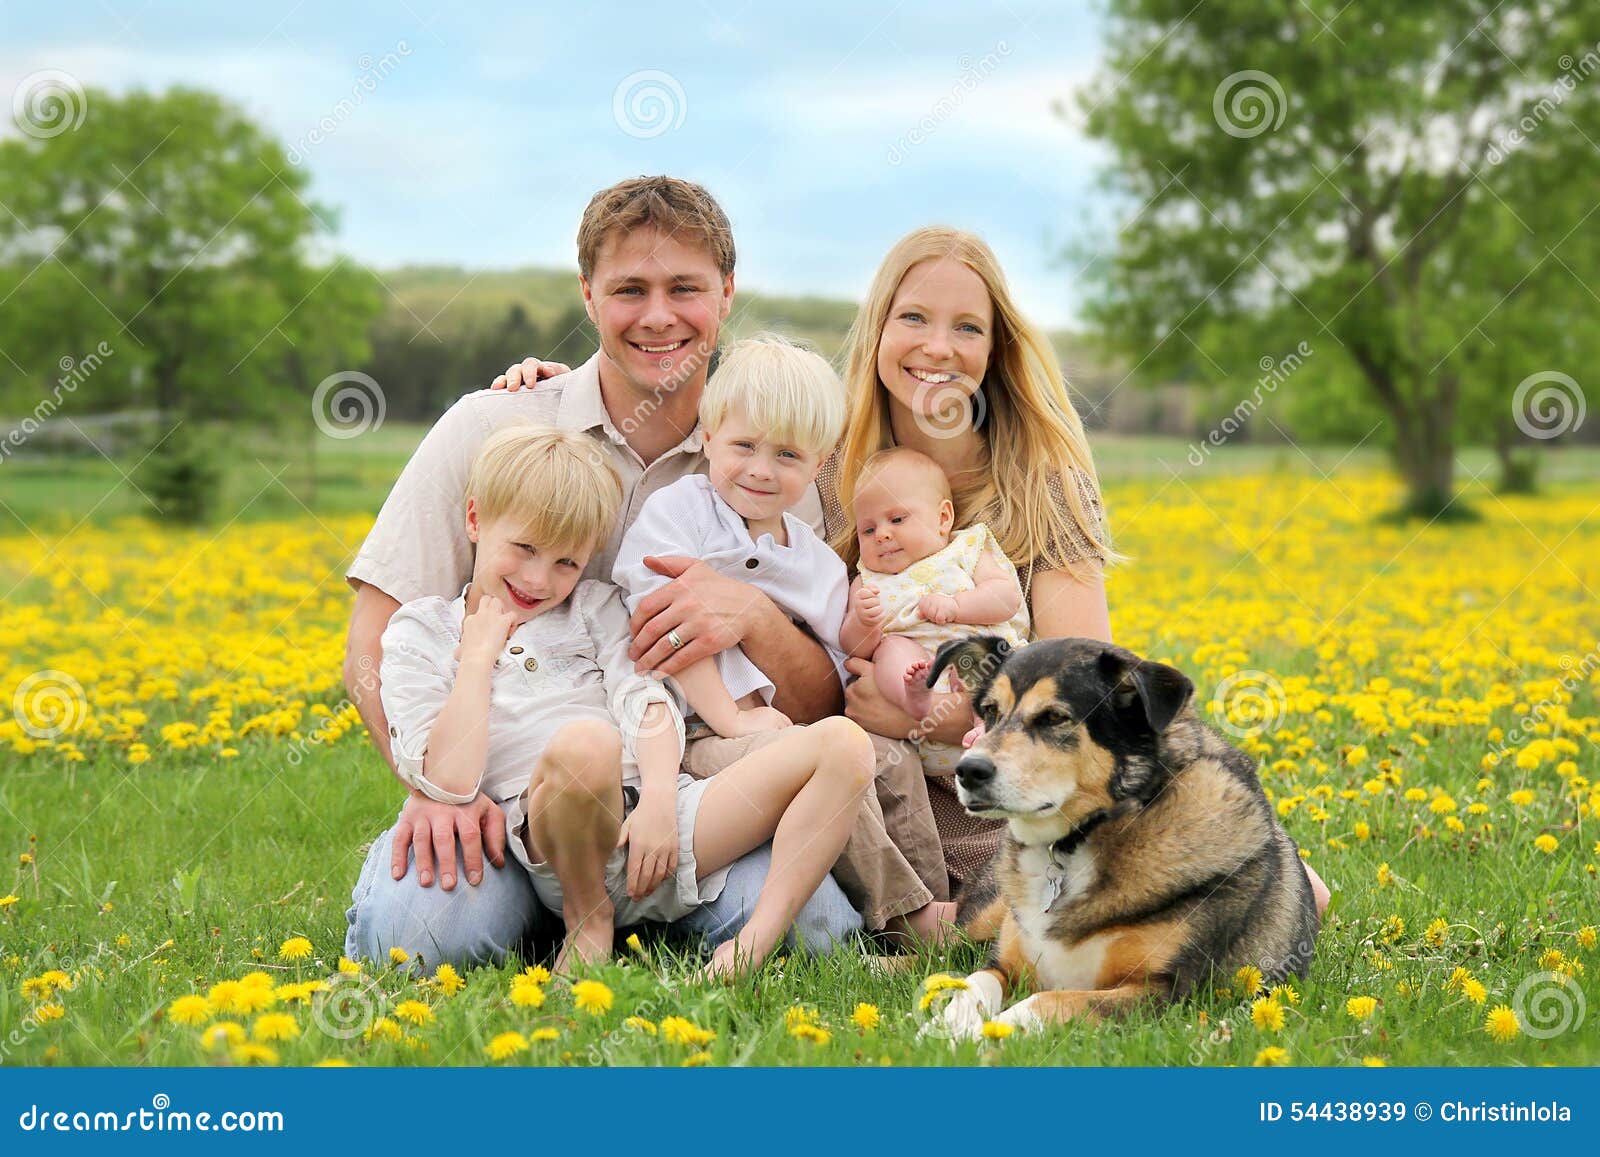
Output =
[
  {"x1": 699, "y1": 334, "x2": 847, "y2": 455},
  {"x1": 466, "y1": 425, "x2": 622, "y2": 553}
]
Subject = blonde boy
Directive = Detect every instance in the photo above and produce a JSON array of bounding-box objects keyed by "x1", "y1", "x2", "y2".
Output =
[
  {"x1": 380, "y1": 424, "x2": 872, "y2": 974},
  {"x1": 612, "y1": 335, "x2": 852, "y2": 737}
]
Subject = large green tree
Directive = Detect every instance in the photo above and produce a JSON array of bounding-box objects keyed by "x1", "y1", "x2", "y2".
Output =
[
  {"x1": 0, "y1": 86, "x2": 379, "y2": 426},
  {"x1": 1080, "y1": 0, "x2": 1600, "y2": 514}
]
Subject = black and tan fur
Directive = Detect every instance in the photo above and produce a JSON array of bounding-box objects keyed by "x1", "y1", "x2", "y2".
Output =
[{"x1": 922, "y1": 636, "x2": 1318, "y2": 1039}]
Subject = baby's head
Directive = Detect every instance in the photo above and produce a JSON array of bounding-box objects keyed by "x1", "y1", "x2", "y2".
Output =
[
  {"x1": 464, "y1": 425, "x2": 623, "y2": 621},
  {"x1": 699, "y1": 334, "x2": 846, "y2": 526},
  {"x1": 851, "y1": 447, "x2": 955, "y2": 575}
]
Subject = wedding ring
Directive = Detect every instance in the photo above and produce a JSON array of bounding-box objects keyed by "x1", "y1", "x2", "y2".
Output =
[{"x1": 667, "y1": 628, "x2": 685, "y2": 650}]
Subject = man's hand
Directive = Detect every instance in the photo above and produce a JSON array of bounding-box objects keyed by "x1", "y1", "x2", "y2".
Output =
[
  {"x1": 391, "y1": 791, "x2": 507, "y2": 890},
  {"x1": 489, "y1": 358, "x2": 571, "y2": 391},
  {"x1": 628, "y1": 555, "x2": 769, "y2": 677},
  {"x1": 842, "y1": 657, "x2": 919, "y2": 741},
  {"x1": 616, "y1": 790, "x2": 679, "y2": 901}
]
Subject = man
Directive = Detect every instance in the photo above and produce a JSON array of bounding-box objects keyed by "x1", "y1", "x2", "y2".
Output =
[{"x1": 342, "y1": 176, "x2": 870, "y2": 971}]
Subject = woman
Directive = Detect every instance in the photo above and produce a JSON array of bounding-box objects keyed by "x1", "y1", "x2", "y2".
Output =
[{"x1": 820, "y1": 226, "x2": 1115, "y2": 895}]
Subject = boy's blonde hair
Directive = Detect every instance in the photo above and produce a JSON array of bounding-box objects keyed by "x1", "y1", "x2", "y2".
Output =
[
  {"x1": 466, "y1": 425, "x2": 622, "y2": 553},
  {"x1": 699, "y1": 334, "x2": 847, "y2": 455}
]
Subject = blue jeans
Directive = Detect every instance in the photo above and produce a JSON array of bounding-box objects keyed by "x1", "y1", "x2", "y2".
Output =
[{"x1": 344, "y1": 825, "x2": 862, "y2": 973}]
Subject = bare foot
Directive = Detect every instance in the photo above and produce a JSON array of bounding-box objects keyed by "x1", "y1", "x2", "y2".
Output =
[
  {"x1": 902, "y1": 659, "x2": 934, "y2": 718},
  {"x1": 733, "y1": 706, "x2": 792, "y2": 736},
  {"x1": 555, "y1": 902, "x2": 615, "y2": 971},
  {"x1": 884, "y1": 900, "x2": 959, "y2": 947}
]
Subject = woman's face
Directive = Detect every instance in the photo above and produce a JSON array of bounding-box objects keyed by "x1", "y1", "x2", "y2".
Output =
[{"x1": 875, "y1": 257, "x2": 994, "y2": 436}]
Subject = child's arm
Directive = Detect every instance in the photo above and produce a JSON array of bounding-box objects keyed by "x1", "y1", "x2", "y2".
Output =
[
  {"x1": 839, "y1": 576, "x2": 887, "y2": 659},
  {"x1": 416, "y1": 596, "x2": 517, "y2": 799},
  {"x1": 918, "y1": 551, "x2": 1024, "y2": 627},
  {"x1": 617, "y1": 701, "x2": 681, "y2": 900},
  {"x1": 671, "y1": 656, "x2": 790, "y2": 737}
]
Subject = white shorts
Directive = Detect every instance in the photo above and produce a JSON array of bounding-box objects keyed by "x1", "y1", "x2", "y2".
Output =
[{"x1": 508, "y1": 771, "x2": 731, "y2": 925}]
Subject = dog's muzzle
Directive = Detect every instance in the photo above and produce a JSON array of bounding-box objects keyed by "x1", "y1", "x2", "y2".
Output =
[{"x1": 955, "y1": 752, "x2": 996, "y2": 793}]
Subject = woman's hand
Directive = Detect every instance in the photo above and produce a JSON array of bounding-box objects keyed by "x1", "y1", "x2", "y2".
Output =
[
  {"x1": 489, "y1": 357, "x2": 572, "y2": 392},
  {"x1": 842, "y1": 657, "x2": 919, "y2": 740},
  {"x1": 628, "y1": 556, "x2": 769, "y2": 677}
]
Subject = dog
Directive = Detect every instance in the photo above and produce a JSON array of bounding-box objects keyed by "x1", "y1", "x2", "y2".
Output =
[{"x1": 921, "y1": 635, "x2": 1319, "y2": 1040}]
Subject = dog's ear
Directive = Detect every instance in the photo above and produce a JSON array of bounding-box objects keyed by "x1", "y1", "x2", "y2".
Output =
[
  {"x1": 1097, "y1": 649, "x2": 1193, "y2": 734},
  {"x1": 927, "y1": 635, "x2": 1012, "y2": 694}
]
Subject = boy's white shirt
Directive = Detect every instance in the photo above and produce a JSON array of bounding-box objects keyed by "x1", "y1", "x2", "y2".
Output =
[
  {"x1": 379, "y1": 579, "x2": 684, "y2": 807},
  {"x1": 612, "y1": 473, "x2": 850, "y2": 708}
]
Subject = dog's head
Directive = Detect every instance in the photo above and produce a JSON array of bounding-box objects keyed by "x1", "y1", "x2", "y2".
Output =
[{"x1": 927, "y1": 636, "x2": 1195, "y2": 826}]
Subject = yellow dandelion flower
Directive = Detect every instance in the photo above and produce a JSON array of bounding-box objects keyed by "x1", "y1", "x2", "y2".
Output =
[
  {"x1": 1253, "y1": 1046, "x2": 1290, "y2": 1066},
  {"x1": 1251, "y1": 997, "x2": 1285, "y2": 1032},
  {"x1": 1463, "y1": 979, "x2": 1488, "y2": 1005},
  {"x1": 1361, "y1": 1056, "x2": 1387, "y2": 1067},
  {"x1": 521, "y1": 965, "x2": 552, "y2": 984},
  {"x1": 1533, "y1": 834, "x2": 1558, "y2": 854},
  {"x1": 1577, "y1": 926, "x2": 1597, "y2": 951},
  {"x1": 1376, "y1": 862, "x2": 1395, "y2": 887},
  {"x1": 251, "y1": 1013, "x2": 300, "y2": 1042},
  {"x1": 432, "y1": 964, "x2": 465, "y2": 997},
  {"x1": 203, "y1": 1022, "x2": 246, "y2": 1049},
  {"x1": 231, "y1": 1043, "x2": 279, "y2": 1065},
  {"x1": 1484, "y1": 1005, "x2": 1520, "y2": 1043},
  {"x1": 1353, "y1": 822, "x2": 1371, "y2": 841},
  {"x1": 624, "y1": 933, "x2": 645, "y2": 954},
  {"x1": 313, "y1": 1059, "x2": 351, "y2": 1067},
  {"x1": 1539, "y1": 948, "x2": 1565, "y2": 972},
  {"x1": 571, "y1": 980, "x2": 613, "y2": 1016},
  {"x1": 167, "y1": 995, "x2": 213, "y2": 1027},
  {"x1": 660, "y1": 1016, "x2": 716, "y2": 1047},
  {"x1": 980, "y1": 1020, "x2": 1015, "y2": 1040},
  {"x1": 1508, "y1": 789, "x2": 1535, "y2": 807},
  {"x1": 32, "y1": 1002, "x2": 65, "y2": 1023},
  {"x1": 1346, "y1": 996, "x2": 1378, "y2": 1021},
  {"x1": 1234, "y1": 966, "x2": 1264, "y2": 996},
  {"x1": 1424, "y1": 918, "x2": 1449, "y2": 948},
  {"x1": 230, "y1": 984, "x2": 278, "y2": 1014},
  {"x1": 529, "y1": 1027, "x2": 560, "y2": 1042},
  {"x1": 388, "y1": 947, "x2": 410, "y2": 966},
  {"x1": 624, "y1": 1016, "x2": 658, "y2": 1036},
  {"x1": 783, "y1": 1004, "x2": 818, "y2": 1030},
  {"x1": 510, "y1": 978, "x2": 547, "y2": 1009},
  {"x1": 337, "y1": 957, "x2": 363, "y2": 975},
  {"x1": 1379, "y1": 915, "x2": 1405, "y2": 943},
  {"x1": 364, "y1": 1017, "x2": 403, "y2": 1043},
  {"x1": 682, "y1": 1050, "x2": 713, "y2": 1067},
  {"x1": 1268, "y1": 984, "x2": 1300, "y2": 1007},
  {"x1": 485, "y1": 1031, "x2": 529, "y2": 1060},
  {"x1": 278, "y1": 937, "x2": 313, "y2": 962},
  {"x1": 789, "y1": 1022, "x2": 831, "y2": 1045},
  {"x1": 0, "y1": 895, "x2": 18, "y2": 909},
  {"x1": 852, "y1": 1003, "x2": 881, "y2": 1032},
  {"x1": 393, "y1": 1000, "x2": 433, "y2": 1026}
]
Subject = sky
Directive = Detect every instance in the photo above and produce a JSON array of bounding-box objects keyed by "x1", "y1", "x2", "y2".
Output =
[{"x1": 1, "y1": 0, "x2": 1114, "y2": 326}]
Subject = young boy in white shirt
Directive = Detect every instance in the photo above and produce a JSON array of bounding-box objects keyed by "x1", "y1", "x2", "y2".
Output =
[
  {"x1": 612, "y1": 335, "x2": 851, "y2": 738},
  {"x1": 380, "y1": 424, "x2": 874, "y2": 974}
]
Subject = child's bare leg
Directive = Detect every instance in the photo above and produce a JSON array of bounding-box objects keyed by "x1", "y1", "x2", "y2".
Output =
[
  {"x1": 689, "y1": 716, "x2": 875, "y2": 977},
  {"x1": 872, "y1": 635, "x2": 937, "y2": 720},
  {"x1": 883, "y1": 900, "x2": 960, "y2": 946},
  {"x1": 523, "y1": 720, "x2": 624, "y2": 971}
]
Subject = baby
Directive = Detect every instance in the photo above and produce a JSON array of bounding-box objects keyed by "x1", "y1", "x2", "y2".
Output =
[
  {"x1": 612, "y1": 334, "x2": 849, "y2": 738},
  {"x1": 379, "y1": 424, "x2": 871, "y2": 975},
  {"x1": 839, "y1": 447, "x2": 1029, "y2": 759}
]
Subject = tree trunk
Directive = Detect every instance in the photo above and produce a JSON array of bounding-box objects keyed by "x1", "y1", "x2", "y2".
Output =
[{"x1": 1391, "y1": 398, "x2": 1456, "y2": 518}]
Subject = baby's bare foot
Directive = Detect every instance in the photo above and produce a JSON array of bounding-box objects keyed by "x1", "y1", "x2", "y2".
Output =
[{"x1": 903, "y1": 659, "x2": 934, "y2": 718}]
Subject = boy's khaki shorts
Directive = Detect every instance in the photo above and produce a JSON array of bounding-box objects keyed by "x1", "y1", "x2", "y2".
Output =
[{"x1": 509, "y1": 771, "x2": 731, "y2": 925}]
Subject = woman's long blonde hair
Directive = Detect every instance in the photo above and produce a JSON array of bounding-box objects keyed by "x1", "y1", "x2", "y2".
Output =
[{"x1": 829, "y1": 226, "x2": 1120, "y2": 581}]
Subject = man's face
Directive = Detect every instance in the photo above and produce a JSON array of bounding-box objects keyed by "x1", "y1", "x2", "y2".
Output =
[{"x1": 581, "y1": 227, "x2": 733, "y2": 404}]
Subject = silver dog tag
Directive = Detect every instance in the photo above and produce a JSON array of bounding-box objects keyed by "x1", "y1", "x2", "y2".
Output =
[{"x1": 1041, "y1": 869, "x2": 1065, "y2": 913}]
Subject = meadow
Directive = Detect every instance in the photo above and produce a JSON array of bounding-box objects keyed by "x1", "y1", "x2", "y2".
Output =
[{"x1": 1, "y1": 436, "x2": 1596, "y2": 1066}]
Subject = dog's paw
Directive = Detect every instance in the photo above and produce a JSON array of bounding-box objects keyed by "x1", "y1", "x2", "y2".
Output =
[
  {"x1": 918, "y1": 972, "x2": 1002, "y2": 1043},
  {"x1": 995, "y1": 994, "x2": 1045, "y2": 1034}
]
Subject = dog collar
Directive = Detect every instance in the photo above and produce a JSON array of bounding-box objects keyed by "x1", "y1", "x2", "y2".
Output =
[{"x1": 1050, "y1": 806, "x2": 1116, "y2": 860}]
